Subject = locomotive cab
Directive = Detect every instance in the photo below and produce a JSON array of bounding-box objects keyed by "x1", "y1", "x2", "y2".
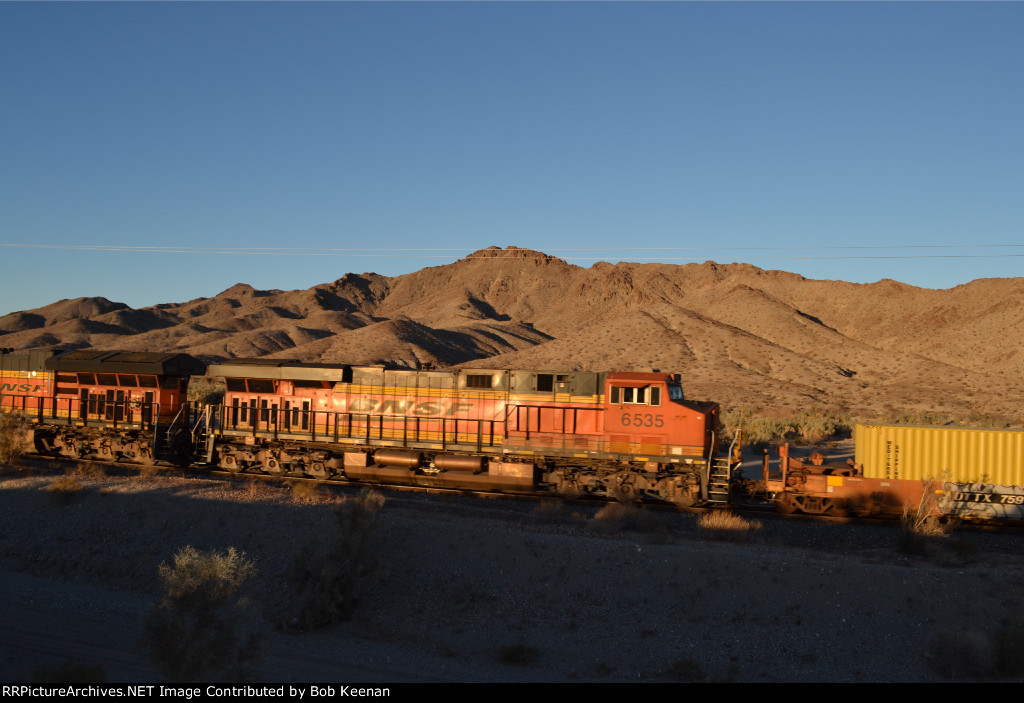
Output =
[{"x1": 603, "y1": 372, "x2": 716, "y2": 462}]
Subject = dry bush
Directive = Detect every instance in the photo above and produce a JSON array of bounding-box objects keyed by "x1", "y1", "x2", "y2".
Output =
[
  {"x1": 696, "y1": 509, "x2": 762, "y2": 542},
  {"x1": 290, "y1": 489, "x2": 385, "y2": 629},
  {"x1": 186, "y1": 378, "x2": 225, "y2": 405},
  {"x1": 68, "y1": 461, "x2": 106, "y2": 480},
  {"x1": 48, "y1": 476, "x2": 84, "y2": 505},
  {"x1": 289, "y1": 480, "x2": 324, "y2": 503},
  {"x1": 721, "y1": 408, "x2": 853, "y2": 447},
  {"x1": 143, "y1": 546, "x2": 259, "y2": 682},
  {"x1": 135, "y1": 463, "x2": 161, "y2": 481},
  {"x1": 793, "y1": 409, "x2": 851, "y2": 444},
  {"x1": 589, "y1": 503, "x2": 674, "y2": 541},
  {"x1": 0, "y1": 413, "x2": 26, "y2": 469},
  {"x1": 885, "y1": 410, "x2": 953, "y2": 426},
  {"x1": 900, "y1": 484, "x2": 952, "y2": 556},
  {"x1": 720, "y1": 411, "x2": 788, "y2": 446}
]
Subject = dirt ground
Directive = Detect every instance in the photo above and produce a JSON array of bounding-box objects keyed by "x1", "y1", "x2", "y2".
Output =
[{"x1": 2, "y1": 465, "x2": 1024, "y2": 683}]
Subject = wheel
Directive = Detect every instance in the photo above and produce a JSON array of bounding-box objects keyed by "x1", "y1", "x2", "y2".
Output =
[
  {"x1": 670, "y1": 492, "x2": 696, "y2": 509},
  {"x1": 555, "y1": 477, "x2": 583, "y2": 499},
  {"x1": 773, "y1": 493, "x2": 799, "y2": 515},
  {"x1": 305, "y1": 461, "x2": 330, "y2": 479},
  {"x1": 609, "y1": 479, "x2": 638, "y2": 504},
  {"x1": 219, "y1": 452, "x2": 243, "y2": 473},
  {"x1": 263, "y1": 457, "x2": 286, "y2": 475}
]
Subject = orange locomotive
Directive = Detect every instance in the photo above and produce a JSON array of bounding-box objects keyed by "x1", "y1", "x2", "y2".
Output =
[
  {"x1": 1, "y1": 349, "x2": 204, "y2": 463},
  {"x1": 204, "y1": 360, "x2": 733, "y2": 506}
]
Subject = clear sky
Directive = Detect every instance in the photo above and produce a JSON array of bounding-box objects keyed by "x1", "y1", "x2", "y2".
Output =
[{"x1": 2, "y1": 1, "x2": 1022, "y2": 316}]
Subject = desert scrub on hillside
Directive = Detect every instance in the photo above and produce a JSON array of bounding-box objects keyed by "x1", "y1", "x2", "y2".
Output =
[
  {"x1": 720, "y1": 408, "x2": 853, "y2": 446},
  {"x1": 290, "y1": 489, "x2": 386, "y2": 629},
  {"x1": 187, "y1": 377, "x2": 225, "y2": 405},
  {"x1": 143, "y1": 546, "x2": 260, "y2": 682}
]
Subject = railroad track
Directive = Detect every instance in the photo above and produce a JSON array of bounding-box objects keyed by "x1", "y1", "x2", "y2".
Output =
[{"x1": 18, "y1": 452, "x2": 1020, "y2": 534}]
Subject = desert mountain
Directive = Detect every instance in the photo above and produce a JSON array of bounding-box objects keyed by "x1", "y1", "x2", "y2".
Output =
[{"x1": 2, "y1": 246, "x2": 1022, "y2": 420}]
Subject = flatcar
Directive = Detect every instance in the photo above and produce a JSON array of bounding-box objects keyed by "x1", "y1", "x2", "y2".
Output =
[
  {"x1": 200, "y1": 359, "x2": 736, "y2": 507},
  {"x1": 757, "y1": 423, "x2": 1024, "y2": 521},
  {"x1": 1, "y1": 349, "x2": 205, "y2": 463}
]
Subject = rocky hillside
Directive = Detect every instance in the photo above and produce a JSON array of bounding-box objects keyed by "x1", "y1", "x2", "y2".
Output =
[{"x1": 2, "y1": 246, "x2": 1022, "y2": 420}]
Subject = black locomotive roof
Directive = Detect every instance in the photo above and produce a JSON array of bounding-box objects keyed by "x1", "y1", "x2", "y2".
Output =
[{"x1": 46, "y1": 350, "x2": 206, "y2": 377}]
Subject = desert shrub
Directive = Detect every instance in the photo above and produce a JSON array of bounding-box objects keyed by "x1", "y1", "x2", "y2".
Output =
[
  {"x1": 0, "y1": 413, "x2": 26, "y2": 469},
  {"x1": 497, "y1": 643, "x2": 539, "y2": 665},
  {"x1": 143, "y1": 546, "x2": 259, "y2": 682},
  {"x1": 720, "y1": 411, "x2": 789, "y2": 446},
  {"x1": 589, "y1": 503, "x2": 673, "y2": 541},
  {"x1": 289, "y1": 480, "x2": 324, "y2": 503},
  {"x1": 187, "y1": 377, "x2": 225, "y2": 405},
  {"x1": 696, "y1": 509, "x2": 762, "y2": 542},
  {"x1": 290, "y1": 489, "x2": 385, "y2": 629},
  {"x1": 792, "y1": 409, "x2": 852, "y2": 444},
  {"x1": 135, "y1": 462, "x2": 161, "y2": 480},
  {"x1": 900, "y1": 485, "x2": 952, "y2": 556},
  {"x1": 69, "y1": 461, "x2": 106, "y2": 479},
  {"x1": 47, "y1": 476, "x2": 84, "y2": 505},
  {"x1": 885, "y1": 411, "x2": 953, "y2": 427},
  {"x1": 721, "y1": 408, "x2": 853, "y2": 446}
]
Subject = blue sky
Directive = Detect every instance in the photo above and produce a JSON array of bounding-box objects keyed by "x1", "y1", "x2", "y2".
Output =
[{"x1": 2, "y1": 1, "x2": 1022, "y2": 316}]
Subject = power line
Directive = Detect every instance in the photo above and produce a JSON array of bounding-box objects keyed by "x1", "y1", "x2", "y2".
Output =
[{"x1": 1, "y1": 243, "x2": 1022, "y2": 262}]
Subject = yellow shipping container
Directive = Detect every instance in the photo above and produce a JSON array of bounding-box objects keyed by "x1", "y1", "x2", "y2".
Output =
[{"x1": 855, "y1": 423, "x2": 1024, "y2": 487}]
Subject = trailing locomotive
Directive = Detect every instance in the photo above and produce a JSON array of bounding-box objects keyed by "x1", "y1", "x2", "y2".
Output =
[{"x1": 1, "y1": 349, "x2": 204, "y2": 463}]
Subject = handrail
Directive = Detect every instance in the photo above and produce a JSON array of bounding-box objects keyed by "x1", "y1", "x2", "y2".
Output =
[
  {"x1": 166, "y1": 404, "x2": 186, "y2": 444},
  {"x1": 191, "y1": 403, "x2": 210, "y2": 445}
]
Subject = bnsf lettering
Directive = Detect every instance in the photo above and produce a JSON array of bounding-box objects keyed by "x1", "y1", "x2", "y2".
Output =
[
  {"x1": 0, "y1": 383, "x2": 44, "y2": 394},
  {"x1": 349, "y1": 399, "x2": 474, "y2": 416}
]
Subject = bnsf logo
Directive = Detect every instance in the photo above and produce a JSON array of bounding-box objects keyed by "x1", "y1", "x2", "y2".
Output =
[
  {"x1": 0, "y1": 383, "x2": 45, "y2": 394},
  {"x1": 349, "y1": 399, "x2": 474, "y2": 417}
]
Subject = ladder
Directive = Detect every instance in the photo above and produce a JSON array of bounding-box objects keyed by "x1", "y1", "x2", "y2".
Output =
[
  {"x1": 703, "y1": 431, "x2": 740, "y2": 505},
  {"x1": 707, "y1": 456, "x2": 733, "y2": 504}
]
